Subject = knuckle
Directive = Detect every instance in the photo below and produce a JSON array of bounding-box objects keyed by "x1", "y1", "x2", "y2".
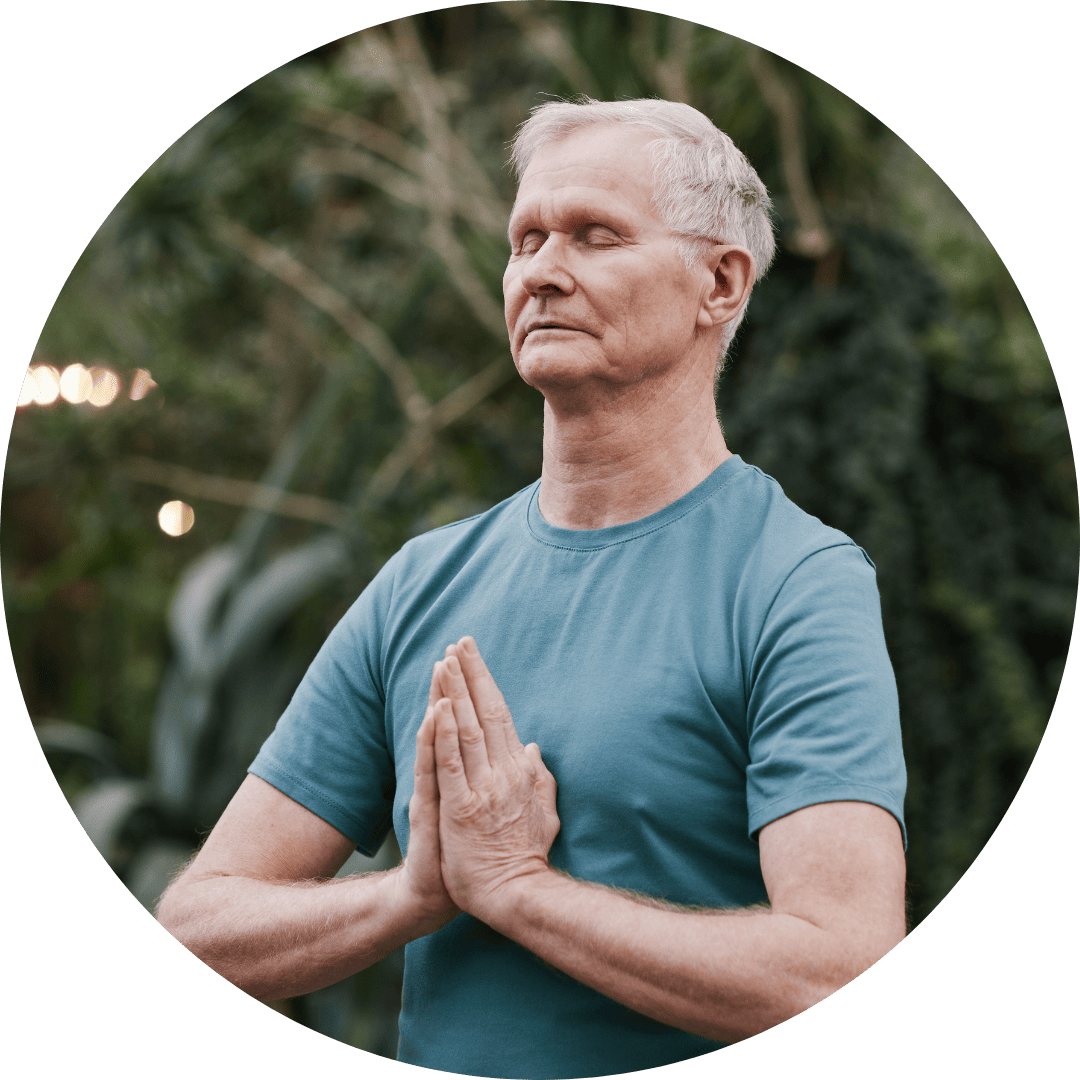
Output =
[{"x1": 455, "y1": 795, "x2": 486, "y2": 822}]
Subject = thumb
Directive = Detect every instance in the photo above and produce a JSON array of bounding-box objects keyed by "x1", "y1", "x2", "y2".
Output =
[{"x1": 526, "y1": 743, "x2": 557, "y2": 805}]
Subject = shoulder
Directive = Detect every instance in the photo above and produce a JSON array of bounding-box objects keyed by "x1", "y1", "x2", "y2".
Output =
[
  {"x1": 327, "y1": 483, "x2": 536, "y2": 645},
  {"x1": 714, "y1": 465, "x2": 888, "y2": 671},
  {"x1": 372, "y1": 482, "x2": 537, "y2": 599},
  {"x1": 397, "y1": 482, "x2": 535, "y2": 561},
  {"x1": 708, "y1": 457, "x2": 872, "y2": 580}
]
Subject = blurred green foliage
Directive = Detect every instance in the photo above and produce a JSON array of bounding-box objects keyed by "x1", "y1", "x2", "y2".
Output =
[{"x1": 4, "y1": 3, "x2": 1075, "y2": 1057}]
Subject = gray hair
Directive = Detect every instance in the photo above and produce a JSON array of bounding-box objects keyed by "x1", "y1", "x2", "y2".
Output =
[{"x1": 510, "y1": 98, "x2": 776, "y2": 355}]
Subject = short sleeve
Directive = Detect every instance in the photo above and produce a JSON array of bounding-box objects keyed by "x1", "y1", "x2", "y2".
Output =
[
  {"x1": 744, "y1": 543, "x2": 907, "y2": 845},
  {"x1": 248, "y1": 559, "x2": 399, "y2": 856}
]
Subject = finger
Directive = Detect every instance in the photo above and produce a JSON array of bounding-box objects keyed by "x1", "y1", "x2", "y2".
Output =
[
  {"x1": 455, "y1": 636, "x2": 524, "y2": 757},
  {"x1": 440, "y1": 655, "x2": 497, "y2": 783},
  {"x1": 428, "y1": 661, "x2": 441, "y2": 708},
  {"x1": 432, "y1": 697, "x2": 473, "y2": 804},
  {"x1": 526, "y1": 741, "x2": 554, "y2": 780},
  {"x1": 527, "y1": 742, "x2": 558, "y2": 807},
  {"x1": 432, "y1": 695, "x2": 475, "y2": 807},
  {"x1": 414, "y1": 708, "x2": 439, "y2": 796},
  {"x1": 410, "y1": 709, "x2": 440, "y2": 826},
  {"x1": 445, "y1": 644, "x2": 513, "y2": 768}
]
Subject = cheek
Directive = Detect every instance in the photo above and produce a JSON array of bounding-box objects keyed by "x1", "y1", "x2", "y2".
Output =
[
  {"x1": 642, "y1": 274, "x2": 701, "y2": 334},
  {"x1": 605, "y1": 276, "x2": 686, "y2": 341},
  {"x1": 503, "y1": 270, "x2": 524, "y2": 325}
]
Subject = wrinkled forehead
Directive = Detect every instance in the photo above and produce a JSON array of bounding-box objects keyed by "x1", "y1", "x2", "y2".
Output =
[{"x1": 509, "y1": 124, "x2": 661, "y2": 230}]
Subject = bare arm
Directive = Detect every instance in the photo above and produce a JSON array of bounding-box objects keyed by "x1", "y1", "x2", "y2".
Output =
[
  {"x1": 469, "y1": 802, "x2": 904, "y2": 1042},
  {"x1": 156, "y1": 674, "x2": 458, "y2": 1001},
  {"x1": 430, "y1": 638, "x2": 906, "y2": 1043}
]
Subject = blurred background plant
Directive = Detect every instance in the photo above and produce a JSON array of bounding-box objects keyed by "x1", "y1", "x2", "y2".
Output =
[{"x1": 4, "y1": 2, "x2": 1075, "y2": 1058}]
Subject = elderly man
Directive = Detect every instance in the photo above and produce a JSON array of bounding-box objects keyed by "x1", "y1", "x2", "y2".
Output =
[{"x1": 158, "y1": 99, "x2": 906, "y2": 1078}]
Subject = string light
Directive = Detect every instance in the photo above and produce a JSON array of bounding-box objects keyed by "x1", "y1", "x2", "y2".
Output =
[
  {"x1": 17, "y1": 362, "x2": 158, "y2": 409},
  {"x1": 87, "y1": 366, "x2": 121, "y2": 407},
  {"x1": 17, "y1": 370, "x2": 37, "y2": 407},
  {"x1": 157, "y1": 501, "x2": 195, "y2": 536},
  {"x1": 129, "y1": 368, "x2": 157, "y2": 400},
  {"x1": 30, "y1": 369, "x2": 61, "y2": 406},
  {"x1": 59, "y1": 363, "x2": 94, "y2": 404}
]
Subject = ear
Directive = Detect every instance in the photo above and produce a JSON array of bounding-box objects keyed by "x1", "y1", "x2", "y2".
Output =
[{"x1": 696, "y1": 245, "x2": 756, "y2": 331}]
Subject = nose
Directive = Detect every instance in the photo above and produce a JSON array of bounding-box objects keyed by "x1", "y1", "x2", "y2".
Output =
[{"x1": 518, "y1": 235, "x2": 575, "y2": 297}]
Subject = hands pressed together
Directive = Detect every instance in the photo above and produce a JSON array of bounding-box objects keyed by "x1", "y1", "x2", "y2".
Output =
[
  {"x1": 400, "y1": 636, "x2": 561, "y2": 933},
  {"x1": 160, "y1": 635, "x2": 902, "y2": 1038}
]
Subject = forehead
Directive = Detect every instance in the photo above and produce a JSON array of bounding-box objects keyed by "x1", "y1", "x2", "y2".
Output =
[{"x1": 510, "y1": 124, "x2": 661, "y2": 229}]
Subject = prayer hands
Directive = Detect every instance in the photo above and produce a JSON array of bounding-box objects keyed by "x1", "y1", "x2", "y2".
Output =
[
  {"x1": 398, "y1": 667, "x2": 460, "y2": 935},
  {"x1": 422, "y1": 636, "x2": 560, "y2": 924}
]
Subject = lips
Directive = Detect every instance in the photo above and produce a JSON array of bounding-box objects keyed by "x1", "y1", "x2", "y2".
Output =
[
  {"x1": 524, "y1": 321, "x2": 587, "y2": 336},
  {"x1": 514, "y1": 316, "x2": 596, "y2": 355}
]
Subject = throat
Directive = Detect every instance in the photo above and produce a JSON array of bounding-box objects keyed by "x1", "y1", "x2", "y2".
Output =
[{"x1": 537, "y1": 402, "x2": 730, "y2": 530}]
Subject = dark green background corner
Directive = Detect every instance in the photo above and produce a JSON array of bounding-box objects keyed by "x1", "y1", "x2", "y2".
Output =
[{"x1": 4, "y1": 0, "x2": 1075, "y2": 1075}]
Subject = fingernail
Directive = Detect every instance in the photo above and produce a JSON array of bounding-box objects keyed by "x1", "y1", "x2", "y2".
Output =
[
  {"x1": 462, "y1": 636, "x2": 477, "y2": 655},
  {"x1": 446, "y1": 655, "x2": 461, "y2": 675}
]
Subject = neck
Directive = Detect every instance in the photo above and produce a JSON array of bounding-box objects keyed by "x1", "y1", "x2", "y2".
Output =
[{"x1": 536, "y1": 366, "x2": 730, "y2": 530}]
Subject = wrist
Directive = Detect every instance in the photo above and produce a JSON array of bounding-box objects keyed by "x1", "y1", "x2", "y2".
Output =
[
  {"x1": 388, "y1": 863, "x2": 459, "y2": 939},
  {"x1": 470, "y1": 859, "x2": 560, "y2": 933}
]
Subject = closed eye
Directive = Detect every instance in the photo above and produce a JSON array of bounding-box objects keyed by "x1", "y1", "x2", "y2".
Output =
[
  {"x1": 577, "y1": 224, "x2": 622, "y2": 248},
  {"x1": 511, "y1": 223, "x2": 623, "y2": 256},
  {"x1": 518, "y1": 231, "x2": 546, "y2": 256}
]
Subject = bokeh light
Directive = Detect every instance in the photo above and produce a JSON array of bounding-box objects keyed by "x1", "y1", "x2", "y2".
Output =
[
  {"x1": 59, "y1": 363, "x2": 94, "y2": 404},
  {"x1": 26, "y1": 365, "x2": 61, "y2": 406},
  {"x1": 17, "y1": 361, "x2": 157, "y2": 409},
  {"x1": 87, "y1": 366, "x2": 121, "y2": 407},
  {"x1": 17, "y1": 370, "x2": 37, "y2": 407},
  {"x1": 157, "y1": 501, "x2": 195, "y2": 536},
  {"x1": 129, "y1": 368, "x2": 158, "y2": 400}
]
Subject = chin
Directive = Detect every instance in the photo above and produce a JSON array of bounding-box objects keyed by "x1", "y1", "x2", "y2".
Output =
[{"x1": 513, "y1": 345, "x2": 598, "y2": 391}]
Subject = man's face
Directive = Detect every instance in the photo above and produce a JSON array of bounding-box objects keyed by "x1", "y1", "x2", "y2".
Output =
[{"x1": 503, "y1": 124, "x2": 714, "y2": 397}]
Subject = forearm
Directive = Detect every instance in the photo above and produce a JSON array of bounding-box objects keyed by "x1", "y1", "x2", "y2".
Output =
[
  {"x1": 426, "y1": 644, "x2": 908, "y2": 1043},
  {"x1": 157, "y1": 864, "x2": 434, "y2": 1001},
  {"x1": 485, "y1": 869, "x2": 889, "y2": 1043}
]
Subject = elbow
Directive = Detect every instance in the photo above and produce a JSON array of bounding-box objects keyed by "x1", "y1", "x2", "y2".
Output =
[
  {"x1": 721, "y1": 929, "x2": 907, "y2": 1043},
  {"x1": 154, "y1": 878, "x2": 287, "y2": 1003},
  {"x1": 799, "y1": 903, "x2": 909, "y2": 1001},
  {"x1": 154, "y1": 879, "x2": 191, "y2": 939},
  {"x1": 155, "y1": 870, "x2": 213, "y2": 948},
  {"x1": 711, "y1": 984, "x2": 847, "y2": 1044},
  {"x1": 805, "y1": 924, "x2": 907, "y2": 1007},
  {"x1": 808, "y1": 929, "x2": 907, "y2": 1017},
  {"x1": 155, "y1": 878, "x2": 234, "y2": 982},
  {"x1": 837, "y1": 916, "x2": 906, "y2": 986}
]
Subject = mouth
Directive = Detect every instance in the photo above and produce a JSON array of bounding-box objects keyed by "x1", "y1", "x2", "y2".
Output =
[{"x1": 524, "y1": 322, "x2": 587, "y2": 337}]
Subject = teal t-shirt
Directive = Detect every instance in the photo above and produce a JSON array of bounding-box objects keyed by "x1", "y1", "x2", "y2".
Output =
[{"x1": 250, "y1": 455, "x2": 906, "y2": 1078}]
